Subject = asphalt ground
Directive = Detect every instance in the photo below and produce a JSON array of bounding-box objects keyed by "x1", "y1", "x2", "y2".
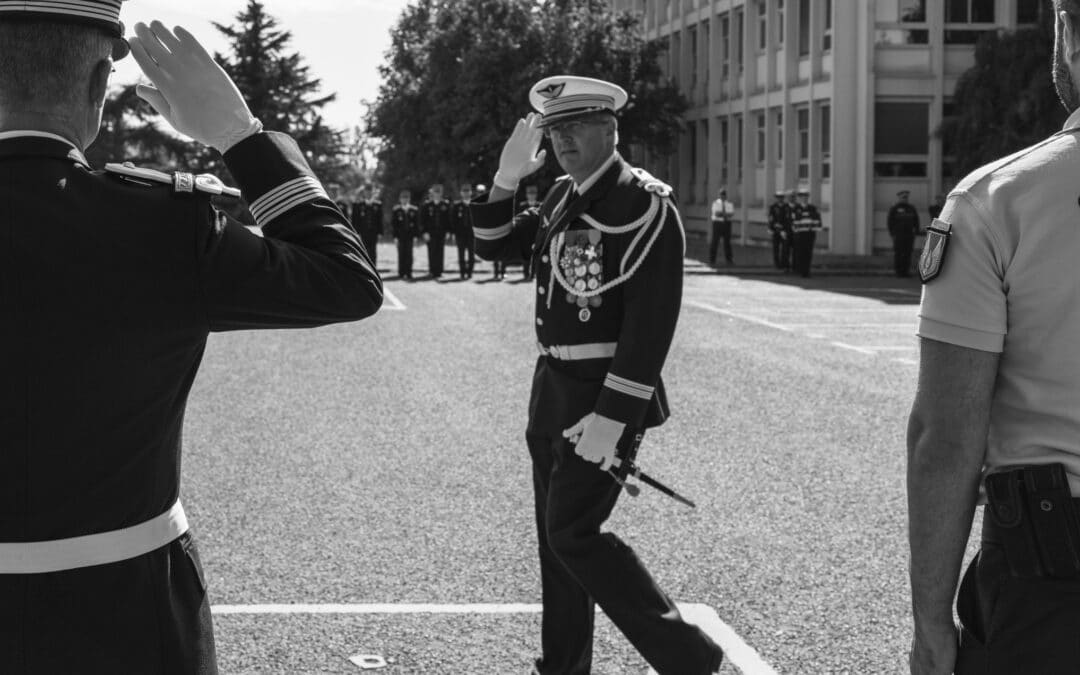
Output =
[{"x1": 178, "y1": 242, "x2": 977, "y2": 673}]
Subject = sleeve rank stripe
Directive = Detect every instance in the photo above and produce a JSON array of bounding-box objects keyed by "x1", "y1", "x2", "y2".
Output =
[
  {"x1": 250, "y1": 176, "x2": 329, "y2": 226},
  {"x1": 0, "y1": 1, "x2": 121, "y2": 22},
  {"x1": 604, "y1": 374, "x2": 654, "y2": 399},
  {"x1": 473, "y1": 223, "x2": 513, "y2": 241}
]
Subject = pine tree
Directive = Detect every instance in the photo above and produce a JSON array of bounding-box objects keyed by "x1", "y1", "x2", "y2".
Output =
[{"x1": 211, "y1": 0, "x2": 347, "y2": 183}]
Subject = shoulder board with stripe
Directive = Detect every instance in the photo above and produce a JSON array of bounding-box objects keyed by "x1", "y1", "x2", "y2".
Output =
[
  {"x1": 104, "y1": 163, "x2": 241, "y2": 198},
  {"x1": 629, "y1": 167, "x2": 672, "y2": 197}
]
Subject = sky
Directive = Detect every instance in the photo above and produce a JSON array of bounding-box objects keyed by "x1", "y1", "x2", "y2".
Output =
[{"x1": 113, "y1": 0, "x2": 415, "y2": 131}]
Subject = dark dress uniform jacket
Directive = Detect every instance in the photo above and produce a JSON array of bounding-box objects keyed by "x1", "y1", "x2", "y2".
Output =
[
  {"x1": 470, "y1": 154, "x2": 682, "y2": 434},
  {"x1": 0, "y1": 131, "x2": 382, "y2": 673}
]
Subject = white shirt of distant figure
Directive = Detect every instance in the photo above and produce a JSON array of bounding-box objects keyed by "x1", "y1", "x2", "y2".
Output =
[{"x1": 710, "y1": 195, "x2": 734, "y2": 222}]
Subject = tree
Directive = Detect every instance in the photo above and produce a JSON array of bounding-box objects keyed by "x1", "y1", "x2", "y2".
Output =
[
  {"x1": 939, "y1": 5, "x2": 1065, "y2": 179},
  {"x1": 367, "y1": 0, "x2": 687, "y2": 195},
  {"x1": 212, "y1": 0, "x2": 348, "y2": 183}
]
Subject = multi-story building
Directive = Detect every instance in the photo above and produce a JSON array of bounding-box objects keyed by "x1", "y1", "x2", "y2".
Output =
[{"x1": 610, "y1": 0, "x2": 1039, "y2": 255}]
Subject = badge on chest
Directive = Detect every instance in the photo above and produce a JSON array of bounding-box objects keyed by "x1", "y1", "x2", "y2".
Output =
[{"x1": 559, "y1": 229, "x2": 604, "y2": 322}]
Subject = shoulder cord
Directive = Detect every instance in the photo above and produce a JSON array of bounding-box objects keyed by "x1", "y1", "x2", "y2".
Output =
[
  {"x1": 578, "y1": 192, "x2": 659, "y2": 234},
  {"x1": 547, "y1": 194, "x2": 671, "y2": 306}
]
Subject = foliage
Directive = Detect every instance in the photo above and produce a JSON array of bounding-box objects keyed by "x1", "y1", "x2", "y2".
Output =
[
  {"x1": 367, "y1": 0, "x2": 687, "y2": 196},
  {"x1": 939, "y1": 5, "x2": 1066, "y2": 179}
]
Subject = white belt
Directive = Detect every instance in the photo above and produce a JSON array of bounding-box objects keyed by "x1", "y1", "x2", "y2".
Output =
[
  {"x1": 538, "y1": 341, "x2": 617, "y2": 360},
  {"x1": 0, "y1": 499, "x2": 189, "y2": 574}
]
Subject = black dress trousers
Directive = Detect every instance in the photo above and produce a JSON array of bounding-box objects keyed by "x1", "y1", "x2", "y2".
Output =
[
  {"x1": 0, "y1": 532, "x2": 216, "y2": 675},
  {"x1": 525, "y1": 430, "x2": 720, "y2": 675}
]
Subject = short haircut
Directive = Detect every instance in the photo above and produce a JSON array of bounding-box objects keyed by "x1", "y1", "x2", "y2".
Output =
[
  {"x1": 1059, "y1": 0, "x2": 1080, "y2": 27},
  {"x1": 0, "y1": 21, "x2": 112, "y2": 110}
]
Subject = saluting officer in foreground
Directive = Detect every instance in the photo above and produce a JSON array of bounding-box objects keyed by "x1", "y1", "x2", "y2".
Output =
[
  {"x1": 471, "y1": 76, "x2": 723, "y2": 675},
  {"x1": 908, "y1": 4, "x2": 1080, "y2": 672},
  {"x1": 790, "y1": 189, "x2": 822, "y2": 277},
  {"x1": 0, "y1": 8, "x2": 381, "y2": 674}
]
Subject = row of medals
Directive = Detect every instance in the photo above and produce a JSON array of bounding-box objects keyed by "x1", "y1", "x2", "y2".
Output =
[{"x1": 559, "y1": 231, "x2": 604, "y2": 323}]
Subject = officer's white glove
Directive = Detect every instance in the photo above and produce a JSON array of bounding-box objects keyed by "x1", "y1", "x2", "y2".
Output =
[
  {"x1": 563, "y1": 412, "x2": 626, "y2": 471},
  {"x1": 494, "y1": 112, "x2": 547, "y2": 191},
  {"x1": 130, "y1": 22, "x2": 263, "y2": 153}
]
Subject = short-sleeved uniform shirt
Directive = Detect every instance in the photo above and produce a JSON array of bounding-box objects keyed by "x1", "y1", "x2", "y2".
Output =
[{"x1": 918, "y1": 108, "x2": 1080, "y2": 495}]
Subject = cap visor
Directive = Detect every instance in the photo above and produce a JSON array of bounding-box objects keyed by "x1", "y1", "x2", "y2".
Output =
[{"x1": 538, "y1": 108, "x2": 614, "y2": 128}]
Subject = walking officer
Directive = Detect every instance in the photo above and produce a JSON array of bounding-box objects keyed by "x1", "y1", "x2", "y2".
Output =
[
  {"x1": 790, "y1": 189, "x2": 822, "y2": 277},
  {"x1": 0, "y1": 13, "x2": 382, "y2": 674},
  {"x1": 419, "y1": 182, "x2": 450, "y2": 278},
  {"x1": 888, "y1": 189, "x2": 921, "y2": 277},
  {"x1": 908, "y1": 5, "x2": 1080, "y2": 673},
  {"x1": 352, "y1": 184, "x2": 384, "y2": 267},
  {"x1": 471, "y1": 75, "x2": 723, "y2": 675},
  {"x1": 392, "y1": 188, "x2": 419, "y2": 279},
  {"x1": 768, "y1": 190, "x2": 791, "y2": 271},
  {"x1": 451, "y1": 183, "x2": 476, "y2": 279}
]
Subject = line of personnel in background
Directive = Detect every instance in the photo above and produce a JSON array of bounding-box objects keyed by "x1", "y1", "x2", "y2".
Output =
[{"x1": 333, "y1": 182, "x2": 543, "y2": 282}]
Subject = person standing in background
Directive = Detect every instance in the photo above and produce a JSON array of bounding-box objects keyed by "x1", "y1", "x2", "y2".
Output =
[
  {"x1": 790, "y1": 189, "x2": 822, "y2": 278},
  {"x1": 392, "y1": 188, "x2": 419, "y2": 280},
  {"x1": 352, "y1": 184, "x2": 384, "y2": 269},
  {"x1": 708, "y1": 187, "x2": 735, "y2": 267},
  {"x1": 419, "y1": 183, "x2": 450, "y2": 279},
  {"x1": 888, "y1": 189, "x2": 921, "y2": 277},
  {"x1": 768, "y1": 190, "x2": 790, "y2": 271},
  {"x1": 517, "y1": 183, "x2": 543, "y2": 280},
  {"x1": 452, "y1": 184, "x2": 476, "y2": 279}
]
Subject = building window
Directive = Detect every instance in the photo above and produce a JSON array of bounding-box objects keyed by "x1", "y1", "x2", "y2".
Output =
[
  {"x1": 735, "y1": 10, "x2": 745, "y2": 74},
  {"x1": 1018, "y1": 2, "x2": 1039, "y2": 24},
  {"x1": 776, "y1": 0, "x2": 785, "y2": 47},
  {"x1": 798, "y1": 0, "x2": 811, "y2": 57},
  {"x1": 720, "y1": 118, "x2": 730, "y2": 185},
  {"x1": 701, "y1": 120, "x2": 710, "y2": 199},
  {"x1": 797, "y1": 107, "x2": 810, "y2": 179},
  {"x1": 689, "y1": 25, "x2": 698, "y2": 92},
  {"x1": 671, "y1": 31, "x2": 681, "y2": 85},
  {"x1": 945, "y1": 0, "x2": 995, "y2": 44},
  {"x1": 720, "y1": 15, "x2": 731, "y2": 80},
  {"x1": 823, "y1": 0, "x2": 833, "y2": 51},
  {"x1": 702, "y1": 21, "x2": 710, "y2": 100},
  {"x1": 876, "y1": 0, "x2": 929, "y2": 45},
  {"x1": 756, "y1": 112, "x2": 767, "y2": 163},
  {"x1": 775, "y1": 109, "x2": 784, "y2": 161},
  {"x1": 874, "y1": 101, "x2": 929, "y2": 177},
  {"x1": 758, "y1": 0, "x2": 768, "y2": 51},
  {"x1": 820, "y1": 103, "x2": 831, "y2": 179},
  {"x1": 688, "y1": 123, "x2": 697, "y2": 203},
  {"x1": 735, "y1": 114, "x2": 744, "y2": 181}
]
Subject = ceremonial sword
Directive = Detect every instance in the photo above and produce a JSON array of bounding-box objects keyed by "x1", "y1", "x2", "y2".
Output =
[{"x1": 607, "y1": 456, "x2": 697, "y2": 509}]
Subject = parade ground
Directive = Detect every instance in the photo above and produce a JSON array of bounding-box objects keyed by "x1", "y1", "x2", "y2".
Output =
[{"x1": 179, "y1": 244, "x2": 966, "y2": 673}]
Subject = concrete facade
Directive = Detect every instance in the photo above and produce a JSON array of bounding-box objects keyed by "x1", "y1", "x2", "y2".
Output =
[{"x1": 610, "y1": 0, "x2": 1038, "y2": 254}]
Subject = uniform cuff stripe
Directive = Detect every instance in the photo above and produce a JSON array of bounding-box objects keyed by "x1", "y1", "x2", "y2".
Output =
[
  {"x1": 473, "y1": 223, "x2": 513, "y2": 241},
  {"x1": 604, "y1": 374, "x2": 654, "y2": 400},
  {"x1": 0, "y1": 1, "x2": 122, "y2": 23},
  {"x1": 250, "y1": 176, "x2": 328, "y2": 226}
]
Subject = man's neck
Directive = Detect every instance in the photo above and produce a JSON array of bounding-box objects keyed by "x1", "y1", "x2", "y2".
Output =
[
  {"x1": 0, "y1": 111, "x2": 88, "y2": 150},
  {"x1": 569, "y1": 149, "x2": 617, "y2": 187}
]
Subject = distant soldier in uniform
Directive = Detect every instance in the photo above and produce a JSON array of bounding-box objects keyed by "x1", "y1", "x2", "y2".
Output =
[
  {"x1": 790, "y1": 189, "x2": 823, "y2": 278},
  {"x1": 517, "y1": 183, "x2": 542, "y2": 280},
  {"x1": 352, "y1": 184, "x2": 384, "y2": 268},
  {"x1": 471, "y1": 76, "x2": 723, "y2": 675},
  {"x1": 709, "y1": 187, "x2": 735, "y2": 266},
  {"x1": 327, "y1": 182, "x2": 350, "y2": 221},
  {"x1": 451, "y1": 183, "x2": 476, "y2": 279},
  {"x1": 768, "y1": 190, "x2": 791, "y2": 270},
  {"x1": 392, "y1": 188, "x2": 419, "y2": 279},
  {"x1": 420, "y1": 183, "x2": 451, "y2": 279},
  {"x1": 0, "y1": 14, "x2": 382, "y2": 674},
  {"x1": 888, "y1": 189, "x2": 920, "y2": 277},
  {"x1": 928, "y1": 193, "x2": 944, "y2": 221},
  {"x1": 908, "y1": 6, "x2": 1080, "y2": 674}
]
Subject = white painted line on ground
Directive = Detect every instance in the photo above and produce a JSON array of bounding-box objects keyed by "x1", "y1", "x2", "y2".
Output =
[
  {"x1": 212, "y1": 602, "x2": 777, "y2": 674},
  {"x1": 830, "y1": 341, "x2": 877, "y2": 355},
  {"x1": 382, "y1": 288, "x2": 406, "y2": 311},
  {"x1": 781, "y1": 323, "x2": 915, "y2": 329},
  {"x1": 894, "y1": 358, "x2": 918, "y2": 366},
  {"x1": 684, "y1": 300, "x2": 794, "y2": 332}
]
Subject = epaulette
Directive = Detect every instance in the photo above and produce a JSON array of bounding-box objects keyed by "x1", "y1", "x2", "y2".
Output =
[
  {"x1": 629, "y1": 167, "x2": 673, "y2": 197},
  {"x1": 104, "y1": 162, "x2": 241, "y2": 198}
]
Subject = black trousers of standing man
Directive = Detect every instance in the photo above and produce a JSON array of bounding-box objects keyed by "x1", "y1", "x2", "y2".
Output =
[
  {"x1": 709, "y1": 220, "x2": 732, "y2": 266},
  {"x1": 427, "y1": 231, "x2": 446, "y2": 277},
  {"x1": 893, "y1": 234, "x2": 914, "y2": 277},
  {"x1": 525, "y1": 430, "x2": 722, "y2": 675},
  {"x1": 397, "y1": 235, "x2": 413, "y2": 279},
  {"x1": 457, "y1": 233, "x2": 475, "y2": 278}
]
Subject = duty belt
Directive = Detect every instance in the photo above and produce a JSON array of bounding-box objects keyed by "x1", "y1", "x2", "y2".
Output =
[
  {"x1": 0, "y1": 499, "x2": 189, "y2": 574},
  {"x1": 538, "y1": 341, "x2": 617, "y2": 360}
]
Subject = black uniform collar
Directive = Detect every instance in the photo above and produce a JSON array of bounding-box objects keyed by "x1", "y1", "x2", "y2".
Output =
[{"x1": 0, "y1": 130, "x2": 89, "y2": 168}]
